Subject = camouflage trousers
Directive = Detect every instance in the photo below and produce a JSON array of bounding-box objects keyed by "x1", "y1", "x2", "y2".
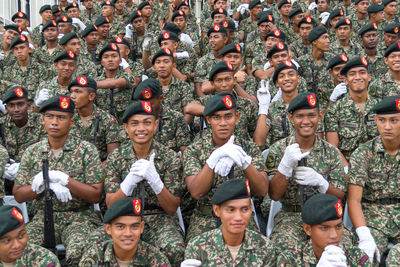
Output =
[{"x1": 386, "y1": 243, "x2": 400, "y2": 267}]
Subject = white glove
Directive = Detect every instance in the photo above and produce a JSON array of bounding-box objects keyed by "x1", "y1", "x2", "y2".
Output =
[
  {"x1": 291, "y1": 0, "x2": 297, "y2": 5},
  {"x1": 356, "y1": 226, "x2": 380, "y2": 263},
  {"x1": 0, "y1": 100, "x2": 7, "y2": 114},
  {"x1": 233, "y1": 20, "x2": 239, "y2": 30},
  {"x1": 294, "y1": 166, "x2": 329, "y2": 193},
  {"x1": 214, "y1": 136, "x2": 235, "y2": 176},
  {"x1": 32, "y1": 171, "x2": 45, "y2": 194},
  {"x1": 142, "y1": 34, "x2": 153, "y2": 51},
  {"x1": 237, "y1": 4, "x2": 249, "y2": 14},
  {"x1": 119, "y1": 58, "x2": 130, "y2": 70},
  {"x1": 130, "y1": 153, "x2": 164, "y2": 195},
  {"x1": 57, "y1": 33, "x2": 64, "y2": 40},
  {"x1": 206, "y1": 136, "x2": 235, "y2": 169},
  {"x1": 49, "y1": 182, "x2": 72, "y2": 202},
  {"x1": 291, "y1": 59, "x2": 300, "y2": 69},
  {"x1": 72, "y1": 17, "x2": 86, "y2": 31},
  {"x1": 4, "y1": 161, "x2": 20, "y2": 181},
  {"x1": 317, "y1": 245, "x2": 347, "y2": 267},
  {"x1": 35, "y1": 88, "x2": 50, "y2": 107},
  {"x1": 0, "y1": 51, "x2": 5, "y2": 60},
  {"x1": 257, "y1": 80, "x2": 271, "y2": 115},
  {"x1": 28, "y1": 43, "x2": 36, "y2": 50},
  {"x1": 344, "y1": 165, "x2": 349, "y2": 174},
  {"x1": 120, "y1": 169, "x2": 144, "y2": 196},
  {"x1": 48, "y1": 170, "x2": 69, "y2": 186},
  {"x1": 176, "y1": 51, "x2": 190, "y2": 59},
  {"x1": 125, "y1": 24, "x2": 133, "y2": 38},
  {"x1": 308, "y1": 2, "x2": 317, "y2": 10},
  {"x1": 181, "y1": 259, "x2": 202, "y2": 267},
  {"x1": 227, "y1": 8, "x2": 234, "y2": 16},
  {"x1": 21, "y1": 31, "x2": 29, "y2": 36},
  {"x1": 180, "y1": 33, "x2": 194, "y2": 47},
  {"x1": 278, "y1": 143, "x2": 310, "y2": 178},
  {"x1": 263, "y1": 61, "x2": 271, "y2": 71},
  {"x1": 271, "y1": 88, "x2": 282, "y2": 102},
  {"x1": 320, "y1": 12, "x2": 330, "y2": 25},
  {"x1": 141, "y1": 74, "x2": 149, "y2": 81},
  {"x1": 329, "y1": 82, "x2": 347, "y2": 102},
  {"x1": 226, "y1": 144, "x2": 252, "y2": 170}
]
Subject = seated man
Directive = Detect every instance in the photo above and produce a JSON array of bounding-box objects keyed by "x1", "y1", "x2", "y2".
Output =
[
  {"x1": 79, "y1": 197, "x2": 170, "y2": 266},
  {"x1": 183, "y1": 179, "x2": 275, "y2": 266}
]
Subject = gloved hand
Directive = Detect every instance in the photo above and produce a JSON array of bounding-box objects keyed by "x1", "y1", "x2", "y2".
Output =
[
  {"x1": 120, "y1": 170, "x2": 143, "y2": 196},
  {"x1": 237, "y1": 4, "x2": 249, "y2": 14},
  {"x1": 32, "y1": 171, "x2": 45, "y2": 194},
  {"x1": 263, "y1": 61, "x2": 271, "y2": 71},
  {"x1": 72, "y1": 17, "x2": 86, "y2": 30},
  {"x1": 320, "y1": 12, "x2": 330, "y2": 25},
  {"x1": 225, "y1": 144, "x2": 252, "y2": 170},
  {"x1": 278, "y1": 143, "x2": 310, "y2": 177},
  {"x1": 0, "y1": 100, "x2": 7, "y2": 114},
  {"x1": 119, "y1": 58, "x2": 130, "y2": 70},
  {"x1": 142, "y1": 34, "x2": 153, "y2": 51},
  {"x1": 291, "y1": 0, "x2": 297, "y2": 5},
  {"x1": 227, "y1": 8, "x2": 234, "y2": 16},
  {"x1": 4, "y1": 160, "x2": 20, "y2": 181},
  {"x1": 294, "y1": 166, "x2": 329, "y2": 193},
  {"x1": 214, "y1": 135, "x2": 235, "y2": 176},
  {"x1": 176, "y1": 51, "x2": 190, "y2": 59},
  {"x1": 291, "y1": 59, "x2": 300, "y2": 69},
  {"x1": 180, "y1": 33, "x2": 194, "y2": 47},
  {"x1": 49, "y1": 182, "x2": 72, "y2": 202},
  {"x1": 329, "y1": 82, "x2": 347, "y2": 102},
  {"x1": 125, "y1": 24, "x2": 133, "y2": 38},
  {"x1": 181, "y1": 259, "x2": 202, "y2": 267},
  {"x1": 272, "y1": 88, "x2": 282, "y2": 102},
  {"x1": 344, "y1": 165, "x2": 349, "y2": 174},
  {"x1": 317, "y1": 245, "x2": 347, "y2": 267},
  {"x1": 28, "y1": 43, "x2": 36, "y2": 51},
  {"x1": 130, "y1": 153, "x2": 164, "y2": 195},
  {"x1": 257, "y1": 80, "x2": 271, "y2": 115},
  {"x1": 356, "y1": 226, "x2": 380, "y2": 263},
  {"x1": 57, "y1": 33, "x2": 64, "y2": 40},
  {"x1": 308, "y1": 2, "x2": 317, "y2": 10},
  {"x1": 206, "y1": 136, "x2": 235, "y2": 169},
  {"x1": 35, "y1": 88, "x2": 50, "y2": 107},
  {"x1": 21, "y1": 31, "x2": 29, "y2": 36},
  {"x1": 48, "y1": 170, "x2": 69, "y2": 186}
]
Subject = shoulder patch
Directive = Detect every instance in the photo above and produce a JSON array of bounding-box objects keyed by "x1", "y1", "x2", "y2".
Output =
[{"x1": 266, "y1": 152, "x2": 277, "y2": 168}]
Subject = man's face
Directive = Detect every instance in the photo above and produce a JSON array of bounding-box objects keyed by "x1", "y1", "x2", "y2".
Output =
[
  {"x1": 179, "y1": 6, "x2": 191, "y2": 17},
  {"x1": 214, "y1": 0, "x2": 227, "y2": 9},
  {"x1": 314, "y1": 33, "x2": 330, "y2": 51},
  {"x1": 5, "y1": 98, "x2": 30, "y2": 123},
  {"x1": 385, "y1": 2, "x2": 397, "y2": 15},
  {"x1": 361, "y1": 31, "x2": 379, "y2": 49},
  {"x1": 160, "y1": 40, "x2": 178, "y2": 53},
  {"x1": 250, "y1": 4, "x2": 263, "y2": 17},
  {"x1": 335, "y1": 25, "x2": 352, "y2": 41},
  {"x1": 114, "y1": 0, "x2": 125, "y2": 11},
  {"x1": 3, "y1": 30, "x2": 19, "y2": 45},
  {"x1": 97, "y1": 24, "x2": 110, "y2": 39},
  {"x1": 41, "y1": 10, "x2": 54, "y2": 22},
  {"x1": 67, "y1": 8, "x2": 80, "y2": 18},
  {"x1": 54, "y1": 59, "x2": 78, "y2": 79},
  {"x1": 213, "y1": 14, "x2": 226, "y2": 24},
  {"x1": 384, "y1": 32, "x2": 399, "y2": 47},
  {"x1": 12, "y1": 43, "x2": 29, "y2": 62},
  {"x1": 43, "y1": 27, "x2": 59, "y2": 41},
  {"x1": 83, "y1": 0, "x2": 95, "y2": 9},
  {"x1": 116, "y1": 43, "x2": 130, "y2": 59},
  {"x1": 70, "y1": 86, "x2": 95, "y2": 109},
  {"x1": 153, "y1": 56, "x2": 174, "y2": 78},
  {"x1": 0, "y1": 224, "x2": 28, "y2": 263},
  {"x1": 173, "y1": 16, "x2": 187, "y2": 31},
  {"x1": 212, "y1": 72, "x2": 235, "y2": 92},
  {"x1": 344, "y1": 66, "x2": 371, "y2": 93},
  {"x1": 223, "y1": 53, "x2": 243, "y2": 70},
  {"x1": 299, "y1": 24, "x2": 314, "y2": 40},
  {"x1": 123, "y1": 114, "x2": 158, "y2": 144},
  {"x1": 101, "y1": 51, "x2": 121, "y2": 71},
  {"x1": 303, "y1": 219, "x2": 343, "y2": 254},
  {"x1": 64, "y1": 38, "x2": 81, "y2": 56},
  {"x1": 141, "y1": 6, "x2": 153, "y2": 17},
  {"x1": 329, "y1": 16, "x2": 343, "y2": 29},
  {"x1": 13, "y1": 19, "x2": 29, "y2": 31},
  {"x1": 213, "y1": 198, "x2": 252, "y2": 235},
  {"x1": 105, "y1": 216, "x2": 144, "y2": 254},
  {"x1": 206, "y1": 109, "x2": 240, "y2": 140},
  {"x1": 269, "y1": 51, "x2": 289, "y2": 68},
  {"x1": 209, "y1": 32, "x2": 227, "y2": 51},
  {"x1": 329, "y1": 64, "x2": 345, "y2": 84},
  {"x1": 356, "y1": 0, "x2": 370, "y2": 14},
  {"x1": 279, "y1": 4, "x2": 293, "y2": 17},
  {"x1": 375, "y1": 113, "x2": 400, "y2": 142},
  {"x1": 372, "y1": 11, "x2": 384, "y2": 23},
  {"x1": 258, "y1": 22, "x2": 270, "y2": 38},
  {"x1": 57, "y1": 22, "x2": 73, "y2": 34},
  {"x1": 84, "y1": 31, "x2": 99, "y2": 46},
  {"x1": 132, "y1": 17, "x2": 145, "y2": 32},
  {"x1": 42, "y1": 110, "x2": 74, "y2": 138},
  {"x1": 291, "y1": 13, "x2": 304, "y2": 27},
  {"x1": 276, "y1": 69, "x2": 300, "y2": 92},
  {"x1": 102, "y1": 6, "x2": 115, "y2": 17},
  {"x1": 265, "y1": 36, "x2": 282, "y2": 51},
  {"x1": 289, "y1": 108, "x2": 321, "y2": 138},
  {"x1": 317, "y1": 0, "x2": 329, "y2": 12},
  {"x1": 384, "y1": 51, "x2": 400, "y2": 71}
]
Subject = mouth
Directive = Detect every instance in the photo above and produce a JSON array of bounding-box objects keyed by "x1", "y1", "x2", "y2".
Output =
[{"x1": 10, "y1": 249, "x2": 24, "y2": 257}]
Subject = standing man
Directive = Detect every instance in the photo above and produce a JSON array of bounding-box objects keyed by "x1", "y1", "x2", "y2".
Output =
[{"x1": 30, "y1": 5, "x2": 53, "y2": 47}]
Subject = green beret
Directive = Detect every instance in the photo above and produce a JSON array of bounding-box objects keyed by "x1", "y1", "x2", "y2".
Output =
[
  {"x1": 101, "y1": 0, "x2": 115, "y2": 8},
  {"x1": 204, "y1": 92, "x2": 237, "y2": 116},
  {"x1": 367, "y1": 4, "x2": 384, "y2": 14},
  {"x1": 157, "y1": 31, "x2": 180, "y2": 46},
  {"x1": 355, "y1": 0, "x2": 367, "y2": 4},
  {"x1": 209, "y1": 61, "x2": 234, "y2": 81},
  {"x1": 359, "y1": 23, "x2": 377, "y2": 37},
  {"x1": 163, "y1": 23, "x2": 181, "y2": 34},
  {"x1": 129, "y1": 10, "x2": 143, "y2": 22},
  {"x1": 371, "y1": 95, "x2": 400, "y2": 114},
  {"x1": 207, "y1": 24, "x2": 227, "y2": 37},
  {"x1": 327, "y1": 54, "x2": 349, "y2": 70},
  {"x1": 54, "y1": 50, "x2": 77, "y2": 62},
  {"x1": 267, "y1": 42, "x2": 288, "y2": 58},
  {"x1": 52, "y1": 5, "x2": 62, "y2": 14},
  {"x1": 257, "y1": 13, "x2": 274, "y2": 25},
  {"x1": 42, "y1": 20, "x2": 58, "y2": 31},
  {"x1": 302, "y1": 194, "x2": 343, "y2": 225},
  {"x1": 82, "y1": 24, "x2": 97, "y2": 37},
  {"x1": 249, "y1": 0, "x2": 261, "y2": 9},
  {"x1": 211, "y1": 8, "x2": 227, "y2": 19},
  {"x1": 384, "y1": 41, "x2": 400, "y2": 57},
  {"x1": 266, "y1": 30, "x2": 286, "y2": 41},
  {"x1": 220, "y1": 19, "x2": 235, "y2": 31},
  {"x1": 273, "y1": 60, "x2": 298, "y2": 84},
  {"x1": 94, "y1": 16, "x2": 110, "y2": 27},
  {"x1": 39, "y1": 95, "x2": 75, "y2": 114},
  {"x1": 0, "y1": 206, "x2": 25, "y2": 237},
  {"x1": 177, "y1": 0, "x2": 190, "y2": 9},
  {"x1": 212, "y1": 179, "x2": 250, "y2": 205},
  {"x1": 298, "y1": 16, "x2": 316, "y2": 27},
  {"x1": 172, "y1": 10, "x2": 186, "y2": 21},
  {"x1": 59, "y1": 32, "x2": 79, "y2": 46},
  {"x1": 3, "y1": 86, "x2": 28, "y2": 103},
  {"x1": 99, "y1": 42, "x2": 120, "y2": 59},
  {"x1": 133, "y1": 78, "x2": 162, "y2": 100},
  {"x1": 278, "y1": 0, "x2": 291, "y2": 9},
  {"x1": 56, "y1": 16, "x2": 73, "y2": 24},
  {"x1": 103, "y1": 197, "x2": 143, "y2": 223},
  {"x1": 340, "y1": 56, "x2": 369, "y2": 75},
  {"x1": 39, "y1": 4, "x2": 52, "y2": 13},
  {"x1": 122, "y1": 101, "x2": 155, "y2": 123},
  {"x1": 68, "y1": 76, "x2": 98, "y2": 91},
  {"x1": 4, "y1": 24, "x2": 21, "y2": 33},
  {"x1": 288, "y1": 8, "x2": 303, "y2": 19},
  {"x1": 384, "y1": 22, "x2": 400, "y2": 34},
  {"x1": 138, "y1": 1, "x2": 150, "y2": 10},
  {"x1": 288, "y1": 92, "x2": 319, "y2": 113},
  {"x1": 152, "y1": 47, "x2": 174, "y2": 64},
  {"x1": 113, "y1": 36, "x2": 131, "y2": 49},
  {"x1": 257, "y1": 10, "x2": 272, "y2": 20},
  {"x1": 10, "y1": 34, "x2": 28, "y2": 49},
  {"x1": 382, "y1": 0, "x2": 396, "y2": 6},
  {"x1": 12, "y1": 12, "x2": 28, "y2": 22},
  {"x1": 219, "y1": 43, "x2": 242, "y2": 56},
  {"x1": 66, "y1": 2, "x2": 79, "y2": 10},
  {"x1": 334, "y1": 18, "x2": 352, "y2": 29},
  {"x1": 329, "y1": 8, "x2": 344, "y2": 20},
  {"x1": 308, "y1": 26, "x2": 327, "y2": 42}
]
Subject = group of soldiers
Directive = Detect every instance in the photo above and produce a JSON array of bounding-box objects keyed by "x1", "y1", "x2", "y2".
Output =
[{"x1": 0, "y1": 0, "x2": 399, "y2": 266}]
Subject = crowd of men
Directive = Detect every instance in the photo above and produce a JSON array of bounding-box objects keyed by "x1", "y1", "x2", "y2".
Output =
[{"x1": 0, "y1": 0, "x2": 399, "y2": 266}]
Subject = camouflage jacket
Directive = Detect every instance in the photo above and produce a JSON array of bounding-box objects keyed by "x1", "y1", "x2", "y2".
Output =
[
  {"x1": 386, "y1": 243, "x2": 400, "y2": 267},
  {"x1": 33, "y1": 45, "x2": 64, "y2": 71},
  {"x1": 289, "y1": 39, "x2": 311, "y2": 59},
  {"x1": 35, "y1": 77, "x2": 70, "y2": 103},
  {"x1": 160, "y1": 77, "x2": 194, "y2": 114},
  {"x1": 368, "y1": 71, "x2": 400, "y2": 100},
  {"x1": 194, "y1": 52, "x2": 220, "y2": 83},
  {"x1": 0, "y1": 144, "x2": 8, "y2": 199},
  {"x1": 0, "y1": 243, "x2": 61, "y2": 267},
  {"x1": 329, "y1": 39, "x2": 363, "y2": 59}
]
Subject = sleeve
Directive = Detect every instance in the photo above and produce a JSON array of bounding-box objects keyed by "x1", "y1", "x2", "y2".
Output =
[
  {"x1": 14, "y1": 147, "x2": 36, "y2": 186},
  {"x1": 78, "y1": 243, "x2": 103, "y2": 266},
  {"x1": 324, "y1": 102, "x2": 339, "y2": 132},
  {"x1": 0, "y1": 145, "x2": 9, "y2": 198},
  {"x1": 160, "y1": 149, "x2": 185, "y2": 198},
  {"x1": 184, "y1": 237, "x2": 201, "y2": 260},
  {"x1": 180, "y1": 82, "x2": 194, "y2": 108},
  {"x1": 183, "y1": 144, "x2": 203, "y2": 178},
  {"x1": 265, "y1": 142, "x2": 285, "y2": 179},
  {"x1": 194, "y1": 58, "x2": 207, "y2": 83},
  {"x1": 121, "y1": 72, "x2": 136, "y2": 89},
  {"x1": 326, "y1": 146, "x2": 347, "y2": 192},
  {"x1": 348, "y1": 145, "x2": 368, "y2": 187},
  {"x1": 82, "y1": 142, "x2": 104, "y2": 184},
  {"x1": 104, "y1": 113, "x2": 123, "y2": 144},
  {"x1": 175, "y1": 112, "x2": 192, "y2": 148},
  {"x1": 245, "y1": 140, "x2": 266, "y2": 173},
  {"x1": 104, "y1": 149, "x2": 125, "y2": 193}
]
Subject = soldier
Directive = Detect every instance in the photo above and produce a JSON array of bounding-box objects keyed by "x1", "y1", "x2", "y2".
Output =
[
  {"x1": 347, "y1": 96, "x2": 400, "y2": 263},
  {"x1": 238, "y1": 0, "x2": 263, "y2": 42},
  {"x1": 276, "y1": 194, "x2": 372, "y2": 267},
  {"x1": 79, "y1": 197, "x2": 171, "y2": 266},
  {"x1": 367, "y1": 4, "x2": 384, "y2": 36},
  {"x1": 289, "y1": 16, "x2": 316, "y2": 58},
  {"x1": 0, "y1": 206, "x2": 61, "y2": 266},
  {"x1": 171, "y1": 10, "x2": 200, "y2": 55},
  {"x1": 331, "y1": 19, "x2": 363, "y2": 58},
  {"x1": 56, "y1": 16, "x2": 74, "y2": 37},
  {"x1": 13, "y1": 95, "x2": 104, "y2": 266},
  {"x1": 30, "y1": 5, "x2": 53, "y2": 47},
  {"x1": 182, "y1": 179, "x2": 276, "y2": 266},
  {"x1": 349, "y1": 0, "x2": 370, "y2": 34},
  {"x1": 183, "y1": 92, "x2": 268, "y2": 241},
  {"x1": 267, "y1": 92, "x2": 346, "y2": 251},
  {"x1": 125, "y1": 10, "x2": 146, "y2": 65},
  {"x1": 101, "y1": 0, "x2": 125, "y2": 38},
  {"x1": 275, "y1": 0, "x2": 295, "y2": 43},
  {"x1": 82, "y1": 24, "x2": 100, "y2": 64},
  {"x1": 81, "y1": 0, "x2": 99, "y2": 24},
  {"x1": 379, "y1": 23, "x2": 400, "y2": 53},
  {"x1": 94, "y1": 16, "x2": 112, "y2": 51},
  {"x1": 0, "y1": 24, "x2": 21, "y2": 72},
  {"x1": 327, "y1": 9, "x2": 345, "y2": 35},
  {"x1": 0, "y1": 144, "x2": 8, "y2": 201},
  {"x1": 288, "y1": 8, "x2": 304, "y2": 41},
  {"x1": 11, "y1": 12, "x2": 31, "y2": 38},
  {"x1": 138, "y1": 1, "x2": 160, "y2": 35},
  {"x1": 326, "y1": 54, "x2": 349, "y2": 103},
  {"x1": 52, "y1": 5, "x2": 63, "y2": 21}
]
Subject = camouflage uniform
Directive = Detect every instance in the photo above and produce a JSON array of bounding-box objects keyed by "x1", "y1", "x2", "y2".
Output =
[
  {"x1": 365, "y1": 51, "x2": 387, "y2": 79},
  {"x1": 238, "y1": 17, "x2": 258, "y2": 36},
  {"x1": 74, "y1": 54, "x2": 98, "y2": 78},
  {"x1": 0, "y1": 243, "x2": 61, "y2": 267},
  {"x1": 290, "y1": 39, "x2": 312, "y2": 58},
  {"x1": 30, "y1": 24, "x2": 45, "y2": 47},
  {"x1": 251, "y1": 50, "x2": 268, "y2": 76},
  {"x1": 368, "y1": 72, "x2": 400, "y2": 100},
  {"x1": 266, "y1": 135, "x2": 348, "y2": 251},
  {"x1": 0, "y1": 43, "x2": 17, "y2": 71},
  {"x1": 245, "y1": 33, "x2": 264, "y2": 66},
  {"x1": 185, "y1": 227, "x2": 276, "y2": 266},
  {"x1": 81, "y1": 10, "x2": 100, "y2": 25},
  {"x1": 202, "y1": 34, "x2": 240, "y2": 56},
  {"x1": 349, "y1": 136, "x2": 400, "y2": 254},
  {"x1": 129, "y1": 31, "x2": 145, "y2": 63},
  {"x1": 153, "y1": 0, "x2": 170, "y2": 23},
  {"x1": 238, "y1": 75, "x2": 259, "y2": 97},
  {"x1": 14, "y1": 135, "x2": 104, "y2": 266},
  {"x1": 33, "y1": 45, "x2": 64, "y2": 71},
  {"x1": 109, "y1": 17, "x2": 126, "y2": 39},
  {"x1": 324, "y1": 94, "x2": 379, "y2": 161},
  {"x1": 79, "y1": 239, "x2": 171, "y2": 267},
  {"x1": 0, "y1": 144, "x2": 8, "y2": 200},
  {"x1": 194, "y1": 52, "x2": 220, "y2": 83},
  {"x1": 329, "y1": 39, "x2": 364, "y2": 59},
  {"x1": 159, "y1": 77, "x2": 193, "y2": 114},
  {"x1": 386, "y1": 243, "x2": 400, "y2": 267},
  {"x1": 35, "y1": 77, "x2": 70, "y2": 103}
]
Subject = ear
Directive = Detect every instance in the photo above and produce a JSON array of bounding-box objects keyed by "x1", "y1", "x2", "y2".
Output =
[
  {"x1": 303, "y1": 223, "x2": 312, "y2": 237},
  {"x1": 235, "y1": 110, "x2": 241, "y2": 123},
  {"x1": 105, "y1": 223, "x2": 112, "y2": 235},
  {"x1": 205, "y1": 115, "x2": 212, "y2": 124},
  {"x1": 288, "y1": 112, "x2": 294, "y2": 123},
  {"x1": 88, "y1": 92, "x2": 96, "y2": 102},
  {"x1": 139, "y1": 220, "x2": 145, "y2": 234},
  {"x1": 213, "y1": 204, "x2": 221, "y2": 218}
]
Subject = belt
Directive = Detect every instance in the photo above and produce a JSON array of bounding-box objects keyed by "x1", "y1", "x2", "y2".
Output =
[
  {"x1": 363, "y1": 198, "x2": 400, "y2": 205},
  {"x1": 282, "y1": 204, "x2": 302, "y2": 213}
]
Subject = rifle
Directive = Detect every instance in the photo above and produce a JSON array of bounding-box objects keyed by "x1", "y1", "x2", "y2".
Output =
[
  {"x1": 92, "y1": 114, "x2": 100, "y2": 145},
  {"x1": 132, "y1": 32, "x2": 138, "y2": 62},
  {"x1": 297, "y1": 157, "x2": 313, "y2": 206},
  {"x1": 109, "y1": 89, "x2": 116, "y2": 117},
  {"x1": 310, "y1": 61, "x2": 317, "y2": 95},
  {"x1": 281, "y1": 115, "x2": 289, "y2": 138}
]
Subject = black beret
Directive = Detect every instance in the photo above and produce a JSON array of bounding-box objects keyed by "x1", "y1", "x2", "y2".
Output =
[
  {"x1": 249, "y1": 0, "x2": 261, "y2": 9},
  {"x1": 278, "y1": 0, "x2": 291, "y2": 9},
  {"x1": 3, "y1": 86, "x2": 28, "y2": 103},
  {"x1": 257, "y1": 10, "x2": 273, "y2": 20},
  {"x1": 133, "y1": 78, "x2": 162, "y2": 100},
  {"x1": 82, "y1": 24, "x2": 97, "y2": 37},
  {"x1": 57, "y1": 16, "x2": 73, "y2": 24},
  {"x1": 12, "y1": 12, "x2": 28, "y2": 22},
  {"x1": 66, "y1": 2, "x2": 80, "y2": 10},
  {"x1": 288, "y1": 8, "x2": 303, "y2": 19},
  {"x1": 302, "y1": 194, "x2": 343, "y2": 225},
  {"x1": 163, "y1": 22, "x2": 181, "y2": 34},
  {"x1": 384, "y1": 41, "x2": 400, "y2": 57},
  {"x1": 298, "y1": 16, "x2": 316, "y2": 27},
  {"x1": 68, "y1": 76, "x2": 98, "y2": 91},
  {"x1": 52, "y1": 5, "x2": 62, "y2": 14},
  {"x1": 122, "y1": 101, "x2": 155, "y2": 123},
  {"x1": 340, "y1": 56, "x2": 369, "y2": 75},
  {"x1": 94, "y1": 16, "x2": 110, "y2": 27},
  {"x1": 204, "y1": 92, "x2": 237, "y2": 116},
  {"x1": 367, "y1": 4, "x2": 384, "y2": 14},
  {"x1": 219, "y1": 42, "x2": 242, "y2": 56},
  {"x1": 288, "y1": 92, "x2": 319, "y2": 112},
  {"x1": 59, "y1": 32, "x2": 79, "y2": 46},
  {"x1": 334, "y1": 18, "x2": 352, "y2": 29},
  {"x1": 359, "y1": 23, "x2": 378, "y2": 37},
  {"x1": 152, "y1": 47, "x2": 174, "y2": 64},
  {"x1": 355, "y1": 0, "x2": 368, "y2": 4},
  {"x1": 382, "y1": 0, "x2": 396, "y2": 6},
  {"x1": 384, "y1": 23, "x2": 400, "y2": 34},
  {"x1": 267, "y1": 42, "x2": 288, "y2": 58},
  {"x1": 113, "y1": 36, "x2": 131, "y2": 49},
  {"x1": 172, "y1": 10, "x2": 186, "y2": 21},
  {"x1": 0, "y1": 206, "x2": 25, "y2": 237},
  {"x1": 308, "y1": 26, "x2": 327, "y2": 42},
  {"x1": 329, "y1": 8, "x2": 344, "y2": 20},
  {"x1": 265, "y1": 30, "x2": 286, "y2": 41},
  {"x1": 211, "y1": 8, "x2": 227, "y2": 19},
  {"x1": 103, "y1": 197, "x2": 143, "y2": 223},
  {"x1": 4, "y1": 24, "x2": 21, "y2": 33},
  {"x1": 273, "y1": 60, "x2": 298, "y2": 84},
  {"x1": 54, "y1": 50, "x2": 77, "y2": 62},
  {"x1": 138, "y1": 1, "x2": 150, "y2": 10},
  {"x1": 101, "y1": 0, "x2": 115, "y2": 8},
  {"x1": 157, "y1": 31, "x2": 180, "y2": 46},
  {"x1": 209, "y1": 61, "x2": 234, "y2": 81},
  {"x1": 257, "y1": 13, "x2": 274, "y2": 25},
  {"x1": 327, "y1": 54, "x2": 348, "y2": 70},
  {"x1": 177, "y1": 0, "x2": 190, "y2": 9},
  {"x1": 39, "y1": 95, "x2": 75, "y2": 113},
  {"x1": 10, "y1": 34, "x2": 28, "y2": 49},
  {"x1": 39, "y1": 5, "x2": 52, "y2": 13},
  {"x1": 99, "y1": 42, "x2": 120, "y2": 59},
  {"x1": 42, "y1": 20, "x2": 58, "y2": 31},
  {"x1": 129, "y1": 10, "x2": 143, "y2": 22},
  {"x1": 220, "y1": 19, "x2": 235, "y2": 31},
  {"x1": 207, "y1": 24, "x2": 227, "y2": 37},
  {"x1": 371, "y1": 95, "x2": 400, "y2": 114},
  {"x1": 212, "y1": 179, "x2": 251, "y2": 205}
]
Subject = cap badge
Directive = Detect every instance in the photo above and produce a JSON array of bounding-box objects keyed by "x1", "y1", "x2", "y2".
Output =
[
  {"x1": 14, "y1": 87, "x2": 24, "y2": 97},
  {"x1": 307, "y1": 94, "x2": 316, "y2": 107},
  {"x1": 12, "y1": 207, "x2": 23, "y2": 222},
  {"x1": 133, "y1": 199, "x2": 141, "y2": 215},
  {"x1": 222, "y1": 95, "x2": 233, "y2": 108},
  {"x1": 142, "y1": 101, "x2": 152, "y2": 112},
  {"x1": 59, "y1": 97, "x2": 70, "y2": 109},
  {"x1": 78, "y1": 77, "x2": 87, "y2": 86},
  {"x1": 335, "y1": 200, "x2": 343, "y2": 217},
  {"x1": 142, "y1": 88, "x2": 152, "y2": 99}
]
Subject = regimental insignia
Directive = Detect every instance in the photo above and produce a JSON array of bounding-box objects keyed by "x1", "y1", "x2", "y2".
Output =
[
  {"x1": 245, "y1": 180, "x2": 251, "y2": 196},
  {"x1": 133, "y1": 199, "x2": 141, "y2": 215},
  {"x1": 62, "y1": 16, "x2": 68, "y2": 22},
  {"x1": 116, "y1": 36, "x2": 123, "y2": 43},
  {"x1": 235, "y1": 43, "x2": 241, "y2": 52},
  {"x1": 137, "y1": 10, "x2": 142, "y2": 16},
  {"x1": 226, "y1": 61, "x2": 233, "y2": 70},
  {"x1": 20, "y1": 35, "x2": 26, "y2": 41},
  {"x1": 12, "y1": 207, "x2": 23, "y2": 222},
  {"x1": 213, "y1": 24, "x2": 220, "y2": 31},
  {"x1": 277, "y1": 42, "x2": 284, "y2": 50},
  {"x1": 335, "y1": 200, "x2": 343, "y2": 217},
  {"x1": 184, "y1": 0, "x2": 189, "y2": 5},
  {"x1": 395, "y1": 27, "x2": 399, "y2": 33},
  {"x1": 178, "y1": 10, "x2": 184, "y2": 15},
  {"x1": 396, "y1": 98, "x2": 400, "y2": 111},
  {"x1": 14, "y1": 87, "x2": 24, "y2": 97},
  {"x1": 306, "y1": 16, "x2": 311, "y2": 23},
  {"x1": 223, "y1": 20, "x2": 228, "y2": 28},
  {"x1": 268, "y1": 15, "x2": 273, "y2": 21},
  {"x1": 307, "y1": 93, "x2": 316, "y2": 107},
  {"x1": 345, "y1": 18, "x2": 350, "y2": 24},
  {"x1": 68, "y1": 50, "x2": 75, "y2": 58},
  {"x1": 360, "y1": 56, "x2": 368, "y2": 66},
  {"x1": 218, "y1": 8, "x2": 224, "y2": 13},
  {"x1": 142, "y1": 88, "x2": 152, "y2": 99},
  {"x1": 110, "y1": 43, "x2": 118, "y2": 50},
  {"x1": 283, "y1": 60, "x2": 293, "y2": 67},
  {"x1": 105, "y1": 17, "x2": 110, "y2": 23},
  {"x1": 372, "y1": 23, "x2": 377, "y2": 30},
  {"x1": 78, "y1": 77, "x2": 87, "y2": 86},
  {"x1": 59, "y1": 97, "x2": 70, "y2": 109},
  {"x1": 339, "y1": 9, "x2": 344, "y2": 16},
  {"x1": 52, "y1": 20, "x2": 57, "y2": 26},
  {"x1": 142, "y1": 101, "x2": 152, "y2": 112},
  {"x1": 18, "y1": 12, "x2": 24, "y2": 18},
  {"x1": 72, "y1": 2, "x2": 77, "y2": 7},
  {"x1": 266, "y1": 152, "x2": 276, "y2": 168},
  {"x1": 222, "y1": 95, "x2": 233, "y2": 108},
  {"x1": 18, "y1": 26, "x2": 22, "y2": 33},
  {"x1": 340, "y1": 54, "x2": 348, "y2": 62},
  {"x1": 163, "y1": 32, "x2": 170, "y2": 39},
  {"x1": 106, "y1": 0, "x2": 111, "y2": 4},
  {"x1": 164, "y1": 47, "x2": 171, "y2": 55},
  {"x1": 274, "y1": 30, "x2": 280, "y2": 37}
]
